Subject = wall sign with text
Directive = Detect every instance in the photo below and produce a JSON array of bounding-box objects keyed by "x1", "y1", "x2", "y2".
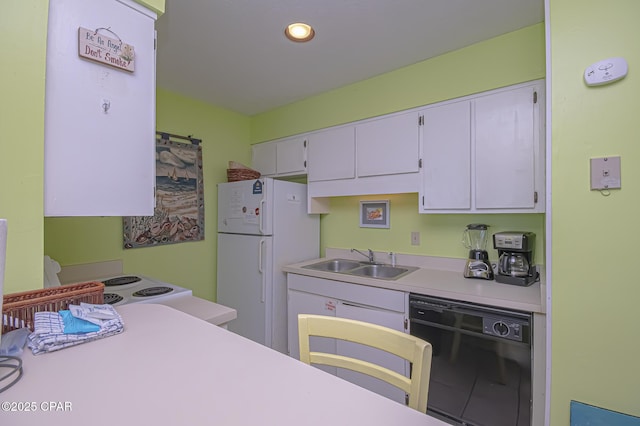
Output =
[{"x1": 78, "y1": 27, "x2": 135, "y2": 72}]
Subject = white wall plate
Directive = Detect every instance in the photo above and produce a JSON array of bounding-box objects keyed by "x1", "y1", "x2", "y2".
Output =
[{"x1": 590, "y1": 156, "x2": 621, "y2": 190}]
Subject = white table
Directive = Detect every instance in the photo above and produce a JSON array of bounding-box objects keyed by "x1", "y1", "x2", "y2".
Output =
[{"x1": 1, "y1": 304, "x2": 448, "y2": 426}]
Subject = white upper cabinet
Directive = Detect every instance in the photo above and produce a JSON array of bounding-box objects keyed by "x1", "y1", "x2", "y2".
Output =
[
  {"x1": 251, "y1": 135, "x2": 307, "y2": 177},
  {"x1": 419, "y1": 80, "x2": 545, "y2": 214},
  {"x1": 421, "y1": 100, "x2": 472, "y2": 210},
  {"x1": 44, "y1": 0, "x2": 157, "y2": 217},
  {"x1": 251, "y1": 142, "x2": 278, "y2": 176},
  {"x1": 307, "y1": 126, "x2": 355, "y2": 182},
  {"x1": 474, "y1": 85, "x2": 539, "y2": 210},
  {"x1": 277, "y1": 137, "x2": 307, "y2": 176},
  {"x1": 355, "y1": 111, "x2": 420, "y2": 178},
  {"x1": 306, "y1": 112, "x2": 420, "y2": 213}
]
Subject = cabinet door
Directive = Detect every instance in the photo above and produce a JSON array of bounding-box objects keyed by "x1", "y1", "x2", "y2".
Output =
[
  {"x1": 335, "y1": 301, "x2": 407, "y2": 404},
  {"x1": 44, "y1": 0, "x2": 156, "y2": 216},
  {"x1": 356, "y1": 112, "x2": 420, "y2": 177},
  {"x1": 276, "y1": 137, "x2": 307, "y2": 175},
  {"x1": 307, "y1": 126, "x2": 356, "y2": 182},
  {"x1": 287, "y1": 289, "x2": 337, "y2": 375},
  {"x1": 252, "y1": 142, "x2": 277, "y2": 176},
  {"x1": 474, "y1": 86, "x2": 537, "y2": 209},
  {"x1": 421, "y1": 100, "x2": 472, "y2": 210}
]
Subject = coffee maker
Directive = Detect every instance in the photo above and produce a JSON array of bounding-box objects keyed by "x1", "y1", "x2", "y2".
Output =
[
  {"x1": 462, "y1": 224, "x2": 494, "y2": 280},
  {"x1": 493, "y1": 231, "x2": 538, "y2": 286}
]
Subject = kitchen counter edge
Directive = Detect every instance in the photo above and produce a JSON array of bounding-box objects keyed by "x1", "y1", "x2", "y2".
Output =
[{"x1": 284, "y1": 256, "x2": 545, "y2": 314}]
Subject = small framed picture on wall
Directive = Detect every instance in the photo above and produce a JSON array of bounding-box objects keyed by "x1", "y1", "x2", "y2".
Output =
[{"x1": 359, "y1": 200, "x2": 390, "y2": 228}]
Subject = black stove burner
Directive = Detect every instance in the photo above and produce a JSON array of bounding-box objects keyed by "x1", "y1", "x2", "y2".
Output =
[
  {"x1": 103, "y1": 293, "x2": 124, "y2": 305},
  {"x1": 132, "y1": 286, "x2": 173, "y2": 298},
  {"x1": 102, "y1": 275, "x2": 142, "y2": 287}
]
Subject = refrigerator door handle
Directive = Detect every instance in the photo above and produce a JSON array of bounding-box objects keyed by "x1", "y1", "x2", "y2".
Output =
[
  {"x1": 258, "y1": 199, "x2": 266, "y2": 234},
  {"x1": 259, "y1": 238, "x2": 266, "y2": 302}
]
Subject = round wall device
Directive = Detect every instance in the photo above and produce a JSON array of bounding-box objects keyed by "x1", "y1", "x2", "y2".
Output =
[{"x1": 584, "y1": 57, "x2": 628, "y2": 86}]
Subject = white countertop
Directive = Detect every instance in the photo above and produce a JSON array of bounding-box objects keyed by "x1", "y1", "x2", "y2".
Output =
[
  {"x1": 1, "y1": 304, "x2": 448, "y2": 426},
  {"x1": 283, "y1": 248, "x2": 545, "y2": 313}
]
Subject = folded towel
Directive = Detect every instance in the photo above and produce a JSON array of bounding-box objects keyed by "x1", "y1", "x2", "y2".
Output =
[
  {"x1": 59, "y1": 310, "x2": 100, "y2": 334},
  {"x1": 27, "y1": 303, "x2": 124, "y2": 355}
]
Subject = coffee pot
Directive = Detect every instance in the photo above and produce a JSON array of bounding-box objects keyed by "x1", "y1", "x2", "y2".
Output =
[
  {"x1": 462, "y1": 224, "x2": 494, "y2": 280},
  {"x1": 499, "y1": 253, "x2": 530, "y2": 277}
]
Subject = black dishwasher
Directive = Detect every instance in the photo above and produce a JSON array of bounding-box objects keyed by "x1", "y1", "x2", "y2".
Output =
[{"x1": 409, "y1": 293, "x2": 532, "y2": 426}]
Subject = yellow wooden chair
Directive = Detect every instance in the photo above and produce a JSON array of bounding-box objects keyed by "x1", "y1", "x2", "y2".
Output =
[{"x1": 297, "y1": 314, "x2": 433, "y2": 412}]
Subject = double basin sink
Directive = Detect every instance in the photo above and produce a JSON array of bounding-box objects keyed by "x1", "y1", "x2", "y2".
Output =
[{"x1": 302, "y1": 258, "x2": 418, "y2": 281}]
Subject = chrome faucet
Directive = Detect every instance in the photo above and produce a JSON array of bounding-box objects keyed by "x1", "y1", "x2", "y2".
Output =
[{"x1": 351, "y1": 248, "x2": 375, "y2": 263}]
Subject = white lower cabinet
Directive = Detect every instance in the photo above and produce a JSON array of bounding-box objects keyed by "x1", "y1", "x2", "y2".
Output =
[
  {"x1": 288, "y1": 289, "x2": 337, "y2": 376},
  {"x1": 287, "y1": 274, "x2": 408, "y2": 405},
  {"x1": 334, "y1": 301, "x2": 406, "y2": 404}
]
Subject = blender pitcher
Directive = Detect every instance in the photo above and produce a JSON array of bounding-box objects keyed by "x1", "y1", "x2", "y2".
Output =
[{"x1": 462, "y1": 224, "x2": 494, "y2": 280}]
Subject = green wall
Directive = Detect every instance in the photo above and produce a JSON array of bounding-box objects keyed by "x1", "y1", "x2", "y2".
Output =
[
  {"x1": 322, "y1": 196, "x2": 544, "y2": 262},
  {"x1": 44, "y1": 89, "x2": 250, "y2": 301},
  {"x1": 137, "y1": 0, "x2": 164, "y2": 15},
  {"x1": 252, "y1": 24, "x2": 546, "y2": 262},
  {"x1": 0, "y1": 0, "x2": 48, "y2": 294},
  {"x1": 549, "y1": 0, "x2": 640, "y2": 423}
]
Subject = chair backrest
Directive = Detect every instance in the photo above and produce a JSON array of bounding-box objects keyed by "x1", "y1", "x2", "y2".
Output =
[{"x1": 297, "y1": 314, "x2": 432, "y2": 412}]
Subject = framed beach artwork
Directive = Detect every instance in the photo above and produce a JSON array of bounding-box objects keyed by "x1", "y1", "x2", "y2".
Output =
[
  {"x1": 123, "y1": 135, "x2": 204, "y2": 248},
  {"x1": 359, "y1": 200, "x2": 390, "y2": 228}
]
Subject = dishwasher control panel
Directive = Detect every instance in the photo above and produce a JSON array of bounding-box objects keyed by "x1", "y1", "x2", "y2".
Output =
[{"x1": 483, "y1": 315, "x2": 527, "y2": 342}]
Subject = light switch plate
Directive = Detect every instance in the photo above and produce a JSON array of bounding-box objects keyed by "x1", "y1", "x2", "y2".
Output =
[{"x1": 590, "y1": 156, "x2": 621, "y2": 190}]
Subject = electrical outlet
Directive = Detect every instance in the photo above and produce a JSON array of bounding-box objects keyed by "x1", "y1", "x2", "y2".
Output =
[{"x1": 411, "y1": 231, "x2": 420, "y2": 246}]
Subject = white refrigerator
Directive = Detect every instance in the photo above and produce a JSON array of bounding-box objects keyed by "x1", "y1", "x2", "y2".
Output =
[{"x1": 217, "y1": 178, "x2": 319, "y2": 353}]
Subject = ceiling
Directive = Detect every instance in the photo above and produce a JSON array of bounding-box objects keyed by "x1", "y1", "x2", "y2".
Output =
[{"x1": 155, "y1": 0, "x2": 544, "y2": 116}]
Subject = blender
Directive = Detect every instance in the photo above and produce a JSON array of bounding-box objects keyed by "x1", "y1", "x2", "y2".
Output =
[{"x1": 462, "y1": 223, "x2": 494, "y2": 280}]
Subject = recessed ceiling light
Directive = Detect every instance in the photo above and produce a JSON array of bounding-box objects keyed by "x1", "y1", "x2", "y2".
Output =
[{"x1": 285, "y1": 22, "x2": 315, "y2": 42}]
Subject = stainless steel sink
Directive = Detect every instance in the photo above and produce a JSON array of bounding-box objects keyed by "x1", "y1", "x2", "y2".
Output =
[
  {"x1": 302, "y1": 258, "x2": 364, "y2": 272},
  {"x1": 347, "y1": 264, "x2": 412, "y2": 279},
  {"x1": 302, "y1": 258, "x2": 418, "y2": 281}
]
